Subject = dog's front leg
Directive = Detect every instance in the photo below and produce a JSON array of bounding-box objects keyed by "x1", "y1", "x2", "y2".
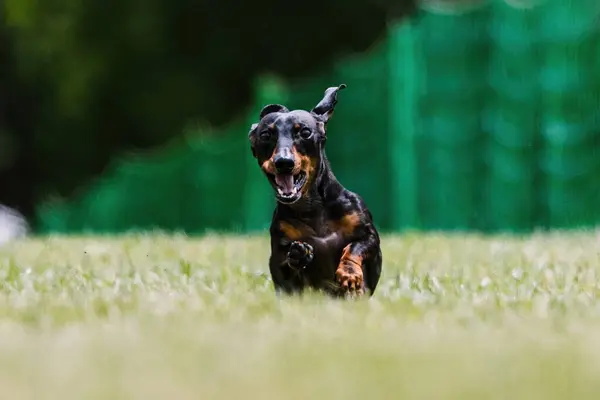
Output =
[
  {"x1": 286, "y1": 241, "x2": 314, "y2": 269},
  {"x1": 269, "y1": 239, "x2": 314, "y2": 295},
  {"x1": 334, "y1": 231, "x2": 380, "y2": 297}
]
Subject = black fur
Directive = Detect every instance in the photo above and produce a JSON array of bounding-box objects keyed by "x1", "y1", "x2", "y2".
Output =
[{"x1": 248, "y1": 85, "x2": 382, "y2": 297}]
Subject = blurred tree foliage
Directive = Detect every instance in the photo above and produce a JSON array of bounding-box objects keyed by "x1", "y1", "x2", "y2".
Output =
[{"x1": 0, "y1": 0, "x2": 416, "y2": 222}]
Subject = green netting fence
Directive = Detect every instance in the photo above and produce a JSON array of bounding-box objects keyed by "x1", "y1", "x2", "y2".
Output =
[{"x1": 36, "y1": 0, "x2": 600, "y2": 235}]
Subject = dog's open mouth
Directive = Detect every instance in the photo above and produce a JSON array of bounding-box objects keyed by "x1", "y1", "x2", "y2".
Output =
[{"x1": 269, "y1": 172, "x2": 307, "y2": 203}]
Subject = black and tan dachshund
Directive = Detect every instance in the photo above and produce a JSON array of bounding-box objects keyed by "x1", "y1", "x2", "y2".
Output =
[{"x1": 248, "y1": 85, "x2": 382, "y2": 298}]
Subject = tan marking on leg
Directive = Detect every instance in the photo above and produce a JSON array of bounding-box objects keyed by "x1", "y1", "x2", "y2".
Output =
[
  {"x1": 328, "y1": 212, "x2": 361, "y2": 236},
  {"x1": 335, "y1": 244, "x2": 364, "y2": 294}
]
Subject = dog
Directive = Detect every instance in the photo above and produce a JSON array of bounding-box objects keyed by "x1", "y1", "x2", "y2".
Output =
[{"x1": 248, "y1": 84, "x2": 382, "y2": 297}]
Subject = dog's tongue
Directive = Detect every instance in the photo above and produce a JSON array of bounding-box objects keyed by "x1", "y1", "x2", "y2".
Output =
[{"x1": 275, "y1": 174, "x2": 294, "y2": 194}]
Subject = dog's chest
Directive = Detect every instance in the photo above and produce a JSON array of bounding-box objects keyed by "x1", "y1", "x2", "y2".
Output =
[
  {"x1": 279, "y1": 216, "x2": 351, "y2": 271},
  {"x1": 279, "y1": 212, "x2": 344, "y2": 241}
]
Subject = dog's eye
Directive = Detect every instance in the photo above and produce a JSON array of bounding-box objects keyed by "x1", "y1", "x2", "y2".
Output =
[
  {"x1": 259, "y1": 130, "x2": 272, "y2": 141},
  {"x1": 299, "y1": 128, "x2": 312, "y2": 139}
]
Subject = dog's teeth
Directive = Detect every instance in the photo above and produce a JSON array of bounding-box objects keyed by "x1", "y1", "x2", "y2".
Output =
[{"x1": 276, "y1": 187, "x2": 296, "y2": 198}]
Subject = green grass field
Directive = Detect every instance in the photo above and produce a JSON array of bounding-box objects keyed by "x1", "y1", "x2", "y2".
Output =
[{"x1": 2, "y1": 231, "x2": 600, "y2": 399}]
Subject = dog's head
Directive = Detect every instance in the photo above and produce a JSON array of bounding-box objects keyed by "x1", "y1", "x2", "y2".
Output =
[{"x1": 248, "y1": 84, "x2": 346, "y2": 205}]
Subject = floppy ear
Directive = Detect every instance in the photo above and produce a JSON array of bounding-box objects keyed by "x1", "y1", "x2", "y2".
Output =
[
  {"x1": 248, "y1": 123, "x2": 258, "y2": 138},
  {"x1": 259, "y1": 104, "x2": 289, "y2": 119},
  {"x1": 248, "y1": 123, "x2": 258, "y2": 158},
  {"x1": 311, "y1": 84, "x2": 346, "y2": 124}
]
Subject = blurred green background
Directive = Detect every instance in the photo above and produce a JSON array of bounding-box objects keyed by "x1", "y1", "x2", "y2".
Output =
[{"x1": 1, "y1": 0, "x2": 599, "y2": 235}]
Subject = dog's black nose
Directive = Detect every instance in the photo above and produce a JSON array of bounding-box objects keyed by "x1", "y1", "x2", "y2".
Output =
[{"x1": 274, "y1": 156, "x2": 295, "y2": 174}]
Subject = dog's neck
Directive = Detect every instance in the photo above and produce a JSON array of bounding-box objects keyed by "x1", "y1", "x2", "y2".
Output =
[{"x1": 275, "y1": 152, "x2": 342, "y2": 219}]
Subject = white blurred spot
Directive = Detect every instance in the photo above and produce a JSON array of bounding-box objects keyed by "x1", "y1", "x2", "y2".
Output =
[
  {"x1": 511, "y1": 268, "x2": 524, "y2": 280},
  {"x1": 480, "y1": 276, "x2": 492, "y2": 287},
  {"x1": 0, "y1": 204, "x2": 28, "y2": 246}
]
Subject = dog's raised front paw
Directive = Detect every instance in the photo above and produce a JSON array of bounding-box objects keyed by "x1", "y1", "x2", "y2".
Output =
[
  {"x1": 287, "y1": 241, "x2": 314, "y2": 269},
  {"x1": 335, "y1": 262, "x2": 364, "y2": 296}
]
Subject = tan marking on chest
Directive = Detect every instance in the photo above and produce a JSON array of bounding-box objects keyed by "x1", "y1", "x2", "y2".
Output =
[
  {"x1": 279, "y1": 221, "x2": 317, "y2": 241},
  {"x1": 279, "y1": 221, "x2": 303, "y2": 240}
]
